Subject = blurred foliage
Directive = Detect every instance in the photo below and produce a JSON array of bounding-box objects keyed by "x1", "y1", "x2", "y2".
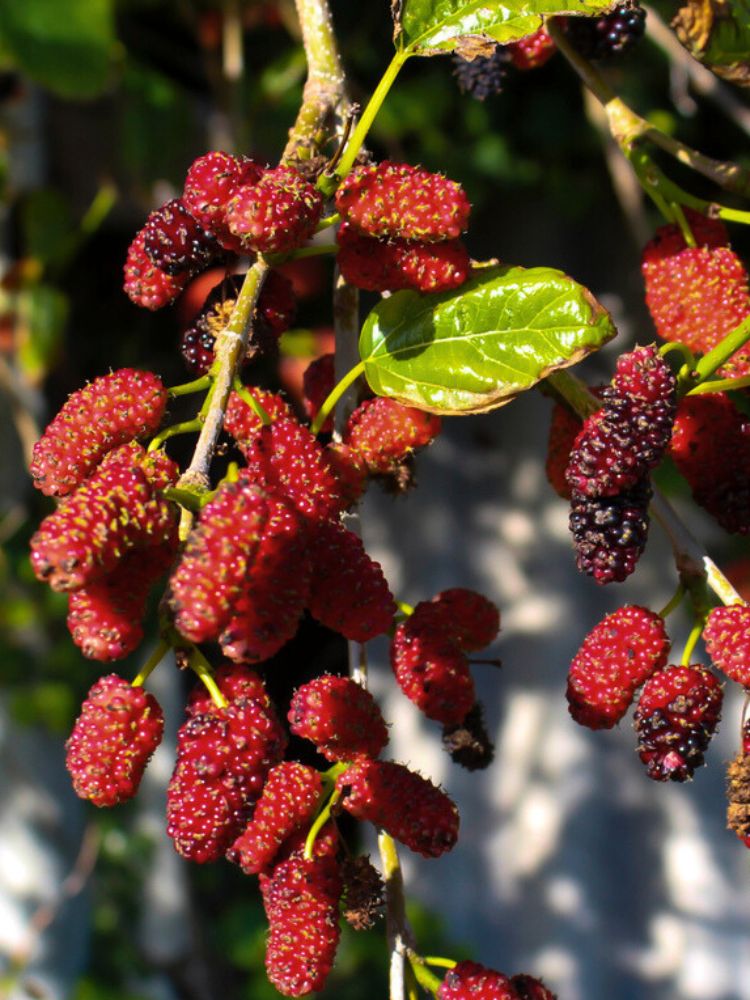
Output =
[{"x1": 1, "y1": 0, "x2": 750, "y2": 997}]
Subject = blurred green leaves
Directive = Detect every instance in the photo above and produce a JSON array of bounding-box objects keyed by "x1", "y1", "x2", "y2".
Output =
[{"x1": 0, "y1": 0, "x2": 118, "y2": 98}]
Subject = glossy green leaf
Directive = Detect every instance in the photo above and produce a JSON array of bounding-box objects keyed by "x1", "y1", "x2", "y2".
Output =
[
  {"x1": 394, "y1": 0, "x2": 615, "y2": 54},
  {"x1": 0, "y1": 0, "x2": 116, "y2": 99},
  {"x1": 359, "y1": 266, "x2": 616, "y2": 414}
]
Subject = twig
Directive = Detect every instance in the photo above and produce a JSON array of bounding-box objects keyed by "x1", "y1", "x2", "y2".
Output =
[
  {"x1": 378, "y1": 831, "x2": 416, "y2": 1000},
  {"x1": 0, "y1": 354, "x2": 41, "y2": 469}
]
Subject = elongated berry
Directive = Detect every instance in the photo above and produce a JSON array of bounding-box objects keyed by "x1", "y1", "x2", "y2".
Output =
[
  {"x1": 168, "y1": 479, "x2": 269, "y2": 642},
  {"x1": 437, "y1": 960, "x2": 517, "y2": 1000},
  {"x1": 124, "y1": 230, "x2": 189, "y2": 310},
  {"x1": 65, "y1": 675, "x2": 163, "y2": 807},
  {"x1": 30, "y1": 442, "x2": 178, "y2": 592},
  {"x1": 634, "y1": 664, "x2": 723, "y2": 781},
  {"x1": 182, "y1": 151, "x2": 263, "y2": 250},
  {"x1": 565, "y1": 346, "x2": 676, "y2": 499},
  {"x1": 337, "y1": 759, "x2": 459, "y2": 858},
  {"x1": 239, "y1": 418, "x2": 345, "y2": 522},
  {"x1": 335, "y1": 162, "x2": 470, "y2": 242},
  {"x1": 67, "y1": 538, "x2": 177, "y2": 661},
  {"x1": 262, "y1": 852, "x2": 343, "y2": 996},
  {"x1": 344, "y1": 396, "x2": 442, "y2": 475},
  {"x1": 641, "y1": 211, "x2": 750, "y2": 377},
  {"x1": 391, "y1": 609, "x2": 475, "y2": 726},
  {"x1": 669, "y1": 393, "x2": 750, "y2": 534},
  {"x1": 702, "y1": 604, "x2": 750, "y2": 687},
  {"x1": 30, "y1": 369, "x2": 168, "y2": 497},
  {"x1": 306, "y1": 520, "x2": 396, "y2": 642},
  {"x1": 569, "y1": 476, "x2": 652, "y2": 584},
  {"x1": 426, "y1": 588, "x2": 500, "y2": 652},
  {"x1": 219, "y1": 491, "x2": 310, "y2": 663},
  {"x1": 337, "y1": 223, "x2": 471, "y2": 294},
  {"x1": 566, "y1": 606, "x2": 670, "y2": 729},
  {"x1": 227, "y1": 165, "x2": 324, "y2": 254},
  {"x1": 288, "y1": 675, "x2": 388, "y2": 761},
  {"x1": 227, "y1": 762, "x2": 323, "y2": 875},
  {"x1": 167, "y1": 697, "x2": 287, "y2": 862}
]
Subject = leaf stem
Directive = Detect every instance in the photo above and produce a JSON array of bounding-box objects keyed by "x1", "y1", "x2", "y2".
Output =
[
  {"x1": 423, "y1": 957, "x2": 457, "y2": 970},
  {"x1": 148, "y1": 419, "x2": 203, "y2": 451},
  {"x1": 688, "y1": 374, "x2": 750, "y2": 394},
  {"x1": 303, "y1": 788, "x2": 341, "y2": 860},
  {"x1": 407, "y1": 956, "x2": 442, "y2": 996},
  {"x1": 168, "y1": 374, "x2": 212, "y2": 398},
  {"x1": 132, "y1": 639, "x2": 170, "y2": 687},
  {"x1": 310, "y1": 359, "x2": 366, "y2": 436},
  {"x1": 658, "y1": 583, "x2": 686, "y2": 620},
  {"x1": 328, "y1": 50, "x2": 409, "y2": 186},
  {"x1": 691, "y1": 315, "x2": 750, "y2": 385},
  {"x1": 680, "y1": 620, "x2": 704, "y2": 666}
]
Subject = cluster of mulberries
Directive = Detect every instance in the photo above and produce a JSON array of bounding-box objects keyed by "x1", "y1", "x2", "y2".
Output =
[
  {"x1": 124, "y1": 151, "x2": 322, "y2": 312},
  {"x1": 452, "y1": 26, "x2": 557, "y2": 103},
  {"x1": 29, "y1": 373, "x2": 178, "y2": 661},
  {"x1": 566, "y1": 606, "x2": 724, "y2": 783},
  {"x1": 437, "y1": 960, "x2": 557, "y2": 999},
  {"x1": 565, "y1": 345, "x2": 677, "y2": 583},
  {"x1": 563, "y1": 2, "x2": 646, "y2": 60},
  {"x1": 641, "y1": 209, "x2": 750, "y2": 379},
  {"x1": 335, "y1": 161, "x2": 472, "y2": 294}
]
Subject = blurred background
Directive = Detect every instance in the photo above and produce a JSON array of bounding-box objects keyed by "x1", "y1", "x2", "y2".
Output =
[{"x1": 2, "y1": 1, "x2": 750, "y2": 997}]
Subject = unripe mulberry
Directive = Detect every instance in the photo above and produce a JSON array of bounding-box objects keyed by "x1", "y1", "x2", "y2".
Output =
[
  {"x1": 565, "y1": 346, "x2": 676, "y2": 499},
  {"x1": 223, "y1": 388, "x2": 293, "y2": 448},
  {"x1": 167, "y1": 698, "x2": 287, "y2": 862},
  {"x1": 702, "y1": 604, "x2": 750, "y2": 687},
  {"x1": 641, "y1": 211, "x2": 750, "y2": 377},
  {"x1": 30, "y1": 369, "x2": 168, "y2": 497},
  {"x1": 427, "y1": 588, "x2": 500, "y2": 652},
  {"x1": 288, "y1": 674, "x2": 389, "y2": 761},
  {"x1": 182, "y1": 151, "x2": 263, "y2": 250},
  {"x1": 306, "y1": 520, "x2": 396, "y2": 642},
  {"x1": 344, "y1": 396, "x2": 442, "y2": 475},
  {"x1": 124, "y1": 230, "x2": 189, "y2": 310},
  {"x1": 228, "y1": 762, "x2": 323, "y2": 875},
  {"x1": 67, "y1": 538, "x2": 177, "y2": 661},
  {"x1": 337, "y1": 759, "x2": 459, "y2": 858},
  {"x1": 437, "y1": 960, "x2": 517, "y2": 1000},
  {"x1": 569, "y1": 476, "x2": 652, "y2": 584},
  {"x1": 226, "y1": 165, "x2": 324, "y2": 254},
  {"x1": 507, "y1": 26, "x2": 557, "y2": 70},
  {"x1": 335, "y1": 161, "x2": 470, "y2": 242},
  {"x1": 65, "y1": 674, "x2": 164, "y2": 807},
  {"x1": 669, "y1": 393, "x2": 750, "y2": 535},
  {"x1": 168, "y1": 479, "x2": 270, "y2": 642},
  {"x1": 239, "y1": 418, "x2": 345, "y2": 522},
  {"x1": 143, "y1": 198, "x2": 220, "y2": 275},
  {"x1": 566, "y1": 605, "x2": 670, "y2": 729},
  {"x1": 337, "y1": 223, "x2": 471, "y2": 294},
  {"x1": 262, "y1": 852, "x2": 343, "y2": 997},
  {"x1": 634, "y1": 664, "x2": 723, "y2": 781},
  {"x1": 30, "y1": 442, "x2": 178, "y2": 592},
  {"x1": 219, "y1": 491, "x2": 310, "y2": 663},
  {"x1": 391, "y1": 609, "x2": 474, "y2": 726}
]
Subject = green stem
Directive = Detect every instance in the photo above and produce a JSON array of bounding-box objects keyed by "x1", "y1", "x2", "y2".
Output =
[
  {"x1": 716, "y1": 206, "x2": 750, "y2": 226},
  {"x1": 407, "y1": 957, "x2": 442, "y2": 996},
  {"x1": 681, "y1": 620, "x2": 704, "y2": 666},
  {"x1": 688, "y1": 374, "x2": 750, "y2": 394},
  {"x1": 658, "y1": 583, "x2": 686, "y2": 620},
  {"x1": 148, "y1": 419, "x2": 203, "y2": 451},
  {"x1": 329, "y1": 50, "x2": 409, "y2": 185},
  {"x1": 310, "y1": 359, "x2": 366, "y2": 435},
  {"x1": 545, "y1": 369, "x2": 602, "y2": 419},
  {"x1": 423, "y1": 957, "x2": 457, "y2": 970},
  {"x1": 671, "y1": 202, "x2": 697, "y2": 248},
  {"x1": 232, "y1": 376, "x2": 271, "y2": 425},
  {"x1": 188, "y1": 647, "x2": 228, "y2": 709},
  {"x1": 691, "y1": 315, "x2": 750, "y2": 385},
  {"x1": 304, "y1": 788, "x2": 341, "y2": 860},
  {"x1": 168, "y1": 374, "x2": 212, "y2": 397},
  {"x1": 659, "y1": 341, "x2": 696, "y2": 369},
  {"x1": 132, "y1": 639, "x2": 170, "y2": 687},
  {"x1": 161, "y1": 486, "x2": 203, "y2": 512},
  {"x1": 316, "y1": 212, "x2": 340, "y2": 232},
  {"x1": 397, "y1": 601, "x2": 414, "y2": 617}
]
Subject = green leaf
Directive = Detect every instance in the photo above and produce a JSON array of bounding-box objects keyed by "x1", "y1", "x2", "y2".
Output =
[
  {"x1": 0, "y1": 0, "x2": 116, "y2": 99},
  {"x1": 394, "y1": 0, "x2": 615, "y2": 55},
  {"x1": 17, "y1": 284, "x2": 68, "y2": 383},
  {"x1": 20, "y1": 190, "x2": 76, "y2": 270},
  {"x1": 359, "y1": 266, "x2": 616, "y2": 414},
  {"x1": 673, "y1": 0, "x2": 750, "y2": 86}
]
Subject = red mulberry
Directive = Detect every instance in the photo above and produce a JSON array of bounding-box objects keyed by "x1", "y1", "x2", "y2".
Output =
[{"x1": 288, "y1": 675, "x2": 389, "y2": 761}]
